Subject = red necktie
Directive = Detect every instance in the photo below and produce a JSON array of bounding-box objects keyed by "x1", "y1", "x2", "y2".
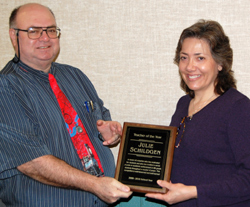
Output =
[{"x1": 49, "y1": 73, "x2": 104, "y2": 176}]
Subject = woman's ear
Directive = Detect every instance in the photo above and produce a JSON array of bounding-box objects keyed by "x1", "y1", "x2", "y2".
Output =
[{"x1": 218, "y1": 65, "x2": 222, "y2": 71}]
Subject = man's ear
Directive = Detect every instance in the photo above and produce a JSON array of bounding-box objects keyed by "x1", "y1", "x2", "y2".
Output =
[{"x1": 9, "y1": 28, "x2": 18, "y2": 48}]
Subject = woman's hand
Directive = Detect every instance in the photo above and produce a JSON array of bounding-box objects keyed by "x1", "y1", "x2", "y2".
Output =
[{"x1": 145, "y1": 180, "x2": 197, "y2": 205}]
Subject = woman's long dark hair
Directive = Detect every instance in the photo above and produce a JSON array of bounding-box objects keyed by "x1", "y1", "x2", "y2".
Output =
[{"x1": 174, "y1": 20, "x2": 236, "y2": 97}]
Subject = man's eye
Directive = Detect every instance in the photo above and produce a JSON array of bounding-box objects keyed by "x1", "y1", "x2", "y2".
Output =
[
  {"x1": 29, "y1": 29, "x2": 40, "y2": 34},
  {"x1": 198, "y1": 57, "x2": 205, "y2": 60},
  {"x1": 48, "y1": 29, "x2": 56, "y2": 33},
  {"x1": 47, "y1": 28, "x2": 57, "y2": 33}
]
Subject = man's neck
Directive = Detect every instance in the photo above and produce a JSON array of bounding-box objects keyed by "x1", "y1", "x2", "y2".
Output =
[{"x1": 20, "y1": 59, "x2": 52, "y2": 73}]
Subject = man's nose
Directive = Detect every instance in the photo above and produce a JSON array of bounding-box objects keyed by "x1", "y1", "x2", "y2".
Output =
[{"x1": 39, "y1": 30, "x2": 50, "y2": 41}]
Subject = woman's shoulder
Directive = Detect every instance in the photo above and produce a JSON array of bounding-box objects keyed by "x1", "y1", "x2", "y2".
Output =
[
  {"x1": 177, "y1": 94, "x2": 191, "y2": 106},
  {"x1": 218, "y1": 88, "x2": 250, "y2": 114},
  {"x1": 221, "y1": 88, "x2": 249, "y2": 103}
]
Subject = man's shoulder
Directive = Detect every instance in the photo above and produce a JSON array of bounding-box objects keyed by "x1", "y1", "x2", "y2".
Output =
[
  {"x1": 0, "y1": 59, "x2": 16, "y2": 75},
  {"x1": 0, "y1": 60, "x2": 21, "y2": 85}
]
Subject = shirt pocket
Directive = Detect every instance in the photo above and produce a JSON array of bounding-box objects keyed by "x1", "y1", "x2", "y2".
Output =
[{"x1": 80, "y1": 101, "x2": 103, "y2": 123}]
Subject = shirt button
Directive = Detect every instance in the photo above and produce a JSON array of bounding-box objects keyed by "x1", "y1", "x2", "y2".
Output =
[{"x1": 76, "y1": 126, "x2": 83, "y2": 133}]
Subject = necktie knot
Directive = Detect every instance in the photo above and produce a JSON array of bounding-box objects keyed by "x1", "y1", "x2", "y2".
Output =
[{"x1": 48, "y1": 73, "x2": 58, "y2": 91}]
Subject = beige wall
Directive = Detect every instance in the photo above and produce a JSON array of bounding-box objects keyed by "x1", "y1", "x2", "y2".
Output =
[{"x1": 1, "y1": 0, "x2": 250, "y2": 165}]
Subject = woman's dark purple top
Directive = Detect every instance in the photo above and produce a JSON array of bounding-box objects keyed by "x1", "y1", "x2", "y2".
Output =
[{"x1": 170, "y1": 88, "x2": 250, "y2": 207}]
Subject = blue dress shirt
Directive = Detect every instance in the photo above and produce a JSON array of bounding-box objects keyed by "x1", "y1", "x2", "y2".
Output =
[{"x1": 0, "y1": 57, "x2": 115, "y2": 207}]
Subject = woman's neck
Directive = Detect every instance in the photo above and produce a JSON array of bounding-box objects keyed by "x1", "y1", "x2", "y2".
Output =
[{"x1": 188, "y1": 92, "x2": 218, "y2": 118}]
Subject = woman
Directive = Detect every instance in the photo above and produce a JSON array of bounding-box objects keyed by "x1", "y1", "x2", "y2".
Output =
[{"x1": 146, "y1": 20, "x2": 250, "y2": 206}]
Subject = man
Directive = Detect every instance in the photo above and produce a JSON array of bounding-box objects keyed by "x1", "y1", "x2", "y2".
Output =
[{"x1": 0, "y1": 3, "x2": 132, "y2": 206}]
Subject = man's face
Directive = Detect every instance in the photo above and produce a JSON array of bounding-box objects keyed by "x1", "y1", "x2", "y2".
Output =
[{"x1": 10, "y1": 4, "x2": 60, "y2": 72}]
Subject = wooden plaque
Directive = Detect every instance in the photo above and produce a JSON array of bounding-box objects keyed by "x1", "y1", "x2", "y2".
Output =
[{"x1": 115, "y1": 122, "x2": 177, "y2": 193}]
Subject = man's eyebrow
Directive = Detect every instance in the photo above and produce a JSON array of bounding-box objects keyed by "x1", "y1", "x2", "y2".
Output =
[{"x1": 28, "y1": 25, "x2": 57, "y2": 28}]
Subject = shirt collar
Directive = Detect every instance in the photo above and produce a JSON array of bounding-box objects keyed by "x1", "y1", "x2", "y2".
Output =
[{"x1": 13, "y1": 55, "x2": 56, "y2": 82}]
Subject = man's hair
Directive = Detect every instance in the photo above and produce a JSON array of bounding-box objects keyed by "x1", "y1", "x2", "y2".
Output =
[
  {"x1": 9, "y1": 4, "x2": 56, "y2": 29},
  {"x1": 174, "y1": 19, "x2": 236, "y2": 97}
]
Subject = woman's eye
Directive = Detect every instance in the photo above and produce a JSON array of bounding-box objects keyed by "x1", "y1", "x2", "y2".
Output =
[{"x1": 198, "y1": 57, "x2": 205, "y2": 60}]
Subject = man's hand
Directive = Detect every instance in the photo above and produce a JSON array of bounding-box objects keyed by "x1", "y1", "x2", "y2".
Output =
[
  {"x1": 17, "y1": 155, "x2": 132, "y2": 204},
  {"x1": 96, "y1": 120, "x2": 122, "y2": 146},
  {"x1": 145, "y1": 180, "x2": 197, "y2": 205},
  {"x1": 88, "y1": 176, "x2": 132, "y2": 204}
]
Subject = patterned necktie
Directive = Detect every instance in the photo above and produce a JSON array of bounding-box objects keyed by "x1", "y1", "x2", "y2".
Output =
[{"x1": 48, "y1": 73, "x2": 104, "y2": 177}]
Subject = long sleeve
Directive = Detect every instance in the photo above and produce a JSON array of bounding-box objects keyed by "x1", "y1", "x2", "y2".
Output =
[
  {"x1": 197, "y1": 95, "x2": 250, "y2": 206},
  {"x1": 0, "y1": 60, "x2": 114, "y2": 206},
  {"x1": 170, "y1": 88, "x2": 250, "y2": 207}
]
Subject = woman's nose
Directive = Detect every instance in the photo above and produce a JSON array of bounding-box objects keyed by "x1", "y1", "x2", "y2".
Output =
[{"x1": 186, "y1": 59, "x2": 196, "y2": 71}]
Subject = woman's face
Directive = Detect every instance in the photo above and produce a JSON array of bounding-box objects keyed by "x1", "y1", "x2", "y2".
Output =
[{"x1": 179, "y1": 37, "x2": 222, "y2": 95}]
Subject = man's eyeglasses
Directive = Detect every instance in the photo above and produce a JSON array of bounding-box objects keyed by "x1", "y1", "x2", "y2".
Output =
[{"x1": 14, "y1": 26, "x2": 61, "y2": 39}]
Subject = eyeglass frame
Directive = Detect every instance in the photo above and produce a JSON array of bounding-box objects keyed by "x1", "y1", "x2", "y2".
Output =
[
  {"x1": 13, "y1": 26, "x2": 61, "y2": 39},
  {"x1": 175, "y1": 116, "x2": 187, "y2": 148}
]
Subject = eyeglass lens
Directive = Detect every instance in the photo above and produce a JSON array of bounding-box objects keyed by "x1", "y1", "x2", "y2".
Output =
[{"x1": 28, "y1": 27, "x2": 60, "y2": 39}]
